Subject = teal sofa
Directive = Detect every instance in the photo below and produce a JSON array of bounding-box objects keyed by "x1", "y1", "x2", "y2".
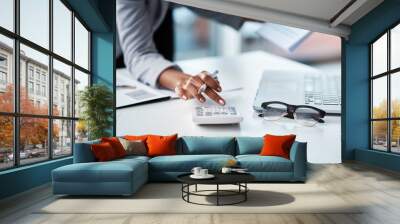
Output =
[{"x1": 52, "y1": 136, "x2": 307, "y2": 196}]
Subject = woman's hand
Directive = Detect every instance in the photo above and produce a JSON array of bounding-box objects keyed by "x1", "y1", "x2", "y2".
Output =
[
  {"x1": 174, "y1": 71, "x2": 225, "y2": 105},
  {"x1": 158, "y1": 69, "x2": 225, "y2": 105}
]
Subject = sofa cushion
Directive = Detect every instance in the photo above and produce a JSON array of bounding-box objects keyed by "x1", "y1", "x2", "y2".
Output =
[
  {"x1": 149, "y1": 154, "x2": 235, "y2": 172},
  {"x1": 53, "y1": 158, "x2": 147, "y2": 183},
  {"x1": 116, "y1": 155, "x2": 150, "y2": 163},
  {"x1": 91, "y1": 142, "x2": 118, "y2": 162},
  {"x1": 73, "y1": 139, "x2": 100, "y2": 163},
  {"x1": 124, "y1": 135, "x2": 149, "y2": 142},
  {"x1": 147, "y1": 134, "x2": 178, "y2": 157},
  {"x1": 236, "y1": 155, "x2": 293, "y2": 172},
  {"x1": 236, "y1": 137, "x2": 263, "y2": 155},
  {"x1": 260, "y1": 134, "x2": 296, "y2": 159},
  {"x1": 101, "y1": 137, "x2": 127, "y2": 158},
  {"x1": 178, "y1": 136, "x2": 236, "y2": 155},
  {"x1": 118, "y1": 138, "x2": 147, "y2": 156}
]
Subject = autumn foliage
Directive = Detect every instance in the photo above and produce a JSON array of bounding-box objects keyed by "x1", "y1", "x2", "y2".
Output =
[
  {"x1": 0, "y1": 85, "x2": 59, "y2": 151},
  {"x1": 372, "y1": 99, "x2": 400, "y2": 142}
]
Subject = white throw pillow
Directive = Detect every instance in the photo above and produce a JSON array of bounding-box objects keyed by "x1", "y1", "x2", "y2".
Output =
[{"x1": 118, "y1": 138, "x2": 147, "y2": 156}]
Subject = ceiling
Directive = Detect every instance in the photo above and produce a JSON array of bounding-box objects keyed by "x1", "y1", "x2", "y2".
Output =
[
  {"x1": 166, "y1": 0, "x2": 384, "y2": 38},
  {"x1": 226, "y1": 0, "x2": 352, "y2": 22}
]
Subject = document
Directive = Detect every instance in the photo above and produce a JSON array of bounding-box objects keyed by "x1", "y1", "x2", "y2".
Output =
[
  {"x1": 116, "y1": 69, "x2": 174, "y2": 109},
  {"x1": 257, "y1": 23, "x2": 311, "y2": 52}
]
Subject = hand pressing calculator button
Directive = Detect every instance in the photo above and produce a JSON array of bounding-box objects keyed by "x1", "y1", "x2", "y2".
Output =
[{"x1": 192, "y1": 106, "x2": 243, "y2": 124}]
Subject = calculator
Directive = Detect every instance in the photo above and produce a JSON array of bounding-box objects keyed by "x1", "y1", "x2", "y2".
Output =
[{"x1": 192, "y1": 106, "x2": 243, "y2": 124}]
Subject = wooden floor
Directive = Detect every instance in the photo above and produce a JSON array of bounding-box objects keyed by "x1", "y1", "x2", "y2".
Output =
[{"x1": 1, "y1": 162, "x2": 400, "y2": 224}]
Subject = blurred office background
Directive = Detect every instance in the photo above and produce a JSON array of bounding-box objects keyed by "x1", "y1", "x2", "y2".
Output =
[{"x1": 172, "y1": 7, "x2": 341, "y2": 75}]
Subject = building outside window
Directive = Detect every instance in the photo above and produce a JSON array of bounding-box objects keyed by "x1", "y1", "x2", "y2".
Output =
[
  {"x1": 0, "y1": 54, "x2": 7, "y2": 90},
  {"x1": 35, "y1": 83, "x2": 40, "y2": 95},
  {"x1": 28, "y1": 81, "x2": 34, "y2": 94},
  {"x1": 0, "y1": 54, "x2": 7, "y2": 67},
  {"x1": 0, "y1": 0, "x2": 91, "y2": 170},
  {"x1": 41, "y1": 85, "x2": 46, "y2": 97},
  {"x1": 0, "y1": 71, "x2": 6, "y2": 85},
  {"x1": 35, "y1": 70, "x2": 40, "y2": 81},
  {"x1": 54, "y1": 89, "x2": 58, "y2": 104},
  {"x1": 28, "y1": 66, "x2": 34, "y2": 80},
  {"x1": 371, "y1": 23, "x2": 400, "y2": 153}
]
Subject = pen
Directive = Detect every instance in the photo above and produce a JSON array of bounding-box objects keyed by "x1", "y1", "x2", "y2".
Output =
[{"x1": 209, "y1": 70, "x2": 219, "y2": 80}]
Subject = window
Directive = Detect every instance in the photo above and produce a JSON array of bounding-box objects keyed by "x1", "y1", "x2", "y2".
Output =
[
  {"x1": 19, "y1": 117, "x2": 49, "y2": 165},
  {"x1": 41, "y1": 85, "x2": 46, "y2": 97},
  {"x1": 53, "y1": 0, "x2": 72, "y2": 60},
  {"x1": 0, "y1": 0, "x2": 91, "y2": 170},
  {"x1": 0, "y1": 55, "x2": 7, "y2": 67},
  {"x1": 74, "y1": 69, "x2": 89, "y2": 119},
  {"x1": 0, "y1": 35, "x2": 13, "y2": 113},
  {"x1": 74, "y1": 18, "x2": 89, "y2": 70},
  {"x1": 0, "y1": 0, "x2": 14, "y2": 32},
  {"x1": 35, "y1": 83, "x2": 40, "y2": 95},
  {"x1": 20, "y1": 0, "x2": 49, "y2": 49},
  {"x1": 371, "y1": 23, "x2": 400, "y2": 153},
  {"x1": 0, "y1": 71, "x2": 6, "y2": 85},
  {"x1": 53, "y1": 59, "x2": 72, "y2": 117},
  {"x1": 0, "y1": 116, "x2": 13, "y2": 170},
  {"x1": 53, "y1": 119, "x2": 72, "y2": 158},
  {"x1": 28, "y1": 81, "x2": 34, "y2": 94},
  {"x1": 35, "y1": 70, "x2": 40, "y2": 81},
  {"x1": 28, "y1": 67, "x2": 34, "y2": 80},
  {"x1": 0, "y1": 54, "x2": 8, "y2": 90}
]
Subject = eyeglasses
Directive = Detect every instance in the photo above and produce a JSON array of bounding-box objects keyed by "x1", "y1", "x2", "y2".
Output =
[{"x1": 257, "y1": 101, "x2": 326, "y2": 127}]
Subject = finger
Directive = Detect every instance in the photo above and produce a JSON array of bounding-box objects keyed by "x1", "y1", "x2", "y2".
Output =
[
  {"x1": 200, "y1": 71, "x2": 221, "y2": 86},
  {"x1": 199, "y1": 73, "x2": 222, "y2": 92},
  {"x1": 189, "y1": 76, "x2": 206, "y2": 89},
  {"x1": 184, "y1": 82, "x2": 206, "y2": 103},
  {"x1": 204, "y1": 87, "x2": 225, "y2": 105},
  {"x1": 174, "y1": 86, "x2": 189, "y2": 100}
]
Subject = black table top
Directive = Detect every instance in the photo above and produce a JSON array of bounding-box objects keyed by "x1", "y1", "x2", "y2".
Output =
[{"x1": 177, "y1": 172, "x2": 255, "y2": 185}]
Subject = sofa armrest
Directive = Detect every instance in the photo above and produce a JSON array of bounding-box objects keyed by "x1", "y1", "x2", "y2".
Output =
[
  {"x1": 73, "y1": 141, "x2": 99, "y2": 163},
  {"x1": 289, "y1": 141, "x2": 307, "y2": 181}
]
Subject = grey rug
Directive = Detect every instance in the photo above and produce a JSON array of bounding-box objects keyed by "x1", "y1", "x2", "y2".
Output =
[{"x1": 38, "y1": 183, "x2": 362, "y2": 214}]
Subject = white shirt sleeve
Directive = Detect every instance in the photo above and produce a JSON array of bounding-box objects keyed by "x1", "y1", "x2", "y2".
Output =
[{"x1": 116, "y1": 0, "x2": 180, "y2": 87}]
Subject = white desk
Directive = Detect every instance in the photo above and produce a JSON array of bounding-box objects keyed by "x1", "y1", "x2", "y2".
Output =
[{"x1": 116, "y1": 51, "x2": 341, "y2": 164}]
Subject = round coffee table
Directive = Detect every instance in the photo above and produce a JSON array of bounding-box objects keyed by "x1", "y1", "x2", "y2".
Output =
[{"x1": 177, "y1": 173, "x2": 255, "y2": 206}]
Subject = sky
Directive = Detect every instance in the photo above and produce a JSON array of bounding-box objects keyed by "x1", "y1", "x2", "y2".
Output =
[
  {"x1": 372, "y1": 30, "x2": 400, "y2": 107},
  {"x1": 0, "y1": 0, "x2": 89, "y2": 75}
]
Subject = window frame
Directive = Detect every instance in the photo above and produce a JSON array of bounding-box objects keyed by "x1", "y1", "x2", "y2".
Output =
[
  {"x1": 0, "y1": 0, "x2": 91, "y2": 171},
  {"x1": 370, "y1": 20, "x2": 400, "y2": 154}
]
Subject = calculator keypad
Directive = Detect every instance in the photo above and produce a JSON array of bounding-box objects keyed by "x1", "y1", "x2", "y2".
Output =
[
  {"x1": 195, "y1": 106, "x2": 238, "y2": 116},
  {"x1": 193, "y1": 106, "x2": 243, "y2": 124}
]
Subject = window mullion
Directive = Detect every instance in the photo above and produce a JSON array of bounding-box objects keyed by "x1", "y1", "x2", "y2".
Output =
[
  {"x1": 71, "y1": 10, "x2": 76, "y2": 155},
  {"x1": 388, "y1": 30, "x2": 391, "y2": 152},
  {"x1": 13, "y1": 0, "x2": 21, "y2": 167},
  {"x1": 370, "y1": 45, "x2": 373, "y2": 149},
  {"x1": 48, "y1": 0, "x2": 54, "y2": 160}
]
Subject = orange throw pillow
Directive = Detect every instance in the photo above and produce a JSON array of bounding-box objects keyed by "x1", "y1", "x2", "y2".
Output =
[
  {"x1": 260, "y1": 134, "x2": 296, "y2": 159},
  {"x1": 101, "y1": 137, "x2": 126, "y2": 158},
  {"x1": 91, "y1": 142, "x2": 117, "y2": 162},
  {"x1": 124, "y1": 135, "x2": 149, "y2": 142},
  {"x1": 146, "y1": 134, "x2": 178, "y2": 157}
]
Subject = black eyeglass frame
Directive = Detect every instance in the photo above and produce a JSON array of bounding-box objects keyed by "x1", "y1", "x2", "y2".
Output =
[{"x1": 260, "y1": 101, "x2": 326, "y2": 123}]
